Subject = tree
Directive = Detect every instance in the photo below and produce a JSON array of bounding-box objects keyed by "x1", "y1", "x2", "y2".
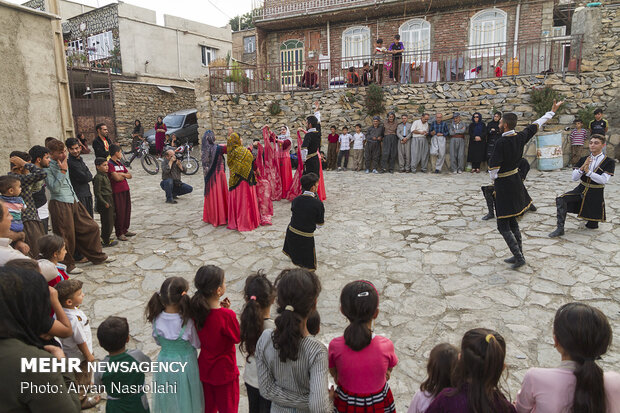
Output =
[{"x1": 229, "y1": 12, "x2": 254, "y2": 31}]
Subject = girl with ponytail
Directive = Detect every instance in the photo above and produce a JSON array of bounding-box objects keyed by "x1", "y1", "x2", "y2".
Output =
[
  {"x1": 240, "y1": 271, "x2": 276, "y2": 413},
  {"x1": 427, "y1": 328, "x2": 516, "y2": 413},
  {"x1": 191, "y1": 265, "x2": 241, "y2": 413},
  {"x1": 328, "y1": 280, "x2": 398, "y2": 413},
  {"x1": 255, "y1": 268, "x2": 331, "y2": 413},
  {"x1": 146, "y1": 276, "x2": 203, "y2": 413},
  {"x1": 516, "y1": 302, "x2": 620, "y2": 413}
]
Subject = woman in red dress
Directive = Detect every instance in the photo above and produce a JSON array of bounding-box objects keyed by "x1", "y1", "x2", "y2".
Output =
[
  {"x1": 155, "y1": 116, "x2": 167, "y2": 157},
  {"x1": 226, "y1": 133, "x2": 260, "y2": 232},
  {"x1": 286, "y1": 131, "x2": 304, "y2": 201},
  {"x1": 201, "y1": 130, "x2": 228, "y2": 227},
  {"x1": 262, "y1": 126, "x2": 282, "y2": 201},
  {"x1": 254, "y1": 142, "x2": 273, "y2": 226},
  {"x1": 276, "y1": 126, "x2": 293, "y2": 198}
]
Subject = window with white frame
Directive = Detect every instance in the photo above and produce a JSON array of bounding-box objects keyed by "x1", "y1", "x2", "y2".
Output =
[
  {"x1": 399, "y1": 19, "x2": 431, "y2": 63},
  {"x1": 244, "y1": 36, "x2": 256, "y2": 54},
  {"x1": 342, "y1": 26, "x2": 371, "y2": 68},
  {"x1": 87, "y1": 31, "x2": 114, "y2": 61},
  {"x1": 67, "y1": 39, "x2": 84, "y2": 56},
  {"x1": 469, "y1": 8, "x2": 507, "y2": 57},
  {"x1": 201, "y1": 46, "x2": 217, "y2": 66}
]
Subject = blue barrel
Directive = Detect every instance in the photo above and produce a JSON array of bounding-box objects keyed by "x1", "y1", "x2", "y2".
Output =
[{"x1": 536, "y1": 132, "x2": 563, "y2": 170}]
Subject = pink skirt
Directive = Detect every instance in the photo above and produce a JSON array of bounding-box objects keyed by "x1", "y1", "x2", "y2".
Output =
[
  {"x1": 227, "y1": 180, "x2": 260, "y2": 232},
  {"x1": 256, "y1": 177, "x2": 273, "y2": 226},
  {"x1": 279, "y1": 156, "x2": 293, "y2": 199},
  {"x1": 203, "y1": 170, "x2": 228, "y2": 227}
]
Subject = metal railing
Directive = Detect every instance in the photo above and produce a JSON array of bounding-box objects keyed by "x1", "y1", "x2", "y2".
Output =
[
  {"x1": 252, "y1": 0, "x2": 376, "y2": 20},
  {"x1": 209, "y1": 36, "x2": 583, "y2": 94},
  {"x1": 65, "y1": 50, "x2": 122, "y2": 74}
]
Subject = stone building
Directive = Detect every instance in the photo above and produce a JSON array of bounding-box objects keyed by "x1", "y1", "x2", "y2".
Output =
[
  {"x1": 232, "y1": 28, "x2": 257, "y2": 65},
  {"x1": 0, "y1": 0, "x2": 73, "y2": 172}
]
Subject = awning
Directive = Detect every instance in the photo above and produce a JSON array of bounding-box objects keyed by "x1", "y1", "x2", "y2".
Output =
[{"x1": 157, "y1": 86, "x2": 176, "y2": 94}]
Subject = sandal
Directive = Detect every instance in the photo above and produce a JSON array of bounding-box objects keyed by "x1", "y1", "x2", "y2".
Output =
[{"x1": 81, "y1": 395, "x2": 101, "y2": 410}]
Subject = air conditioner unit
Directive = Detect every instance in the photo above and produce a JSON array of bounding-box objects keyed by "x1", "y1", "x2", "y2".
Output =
[{"x1": 553, "y1": 26, "x2": 567, "y2": 37}]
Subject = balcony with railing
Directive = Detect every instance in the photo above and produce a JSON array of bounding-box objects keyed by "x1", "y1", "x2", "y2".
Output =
[
  {"x1": 252, "y1": 0, "x2": 386, "y2": 21},
  {"x1": 208, "y1": 35, "x2": 582, "y2": 95}
]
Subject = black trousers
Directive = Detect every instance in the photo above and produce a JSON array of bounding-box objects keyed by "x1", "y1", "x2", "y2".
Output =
[
  {"x1": 78, "y1": 195, "x2": 94, "y2": 218},
  {"x1": 245, "y1": 383, "x2": 271, "y2": 413},
  {"x1": 497, "y1": 216, "x2": 519, "y2": 235},
  {"x1": 337, "y1": 150, "x2": 350, "y2": 168},
  {"x1": 98, "y1": 206, "x2": 115, "y2": 243}
]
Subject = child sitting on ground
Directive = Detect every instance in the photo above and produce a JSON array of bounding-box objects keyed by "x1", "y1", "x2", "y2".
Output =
[
  {"x1": 407, "y1": 343, "x2": 459, "y2": 413},
  {"x1": 55, "y1": 279, "x2": 101, "y2": 409},
  {"x1": 94, "y1": 316, "x2": 151, "y2": 413},
  {"x1": 329, "y1": 280, "x2": 398, "y2": 412},
  {"x1": 37, "y1": 234, "x2": 69, "y2": 287}
]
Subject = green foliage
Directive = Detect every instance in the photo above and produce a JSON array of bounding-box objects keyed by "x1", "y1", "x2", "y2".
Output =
[
  {"x1": 268, "y1": 101, "x2": 282, "y2": 115},
  {"x1": 231, "y1": 94, "x2": 241, "y2": 105},
  {"x1": 529, "y1": 86, "x2": 565, "y2": 118},
  {"x1": 229, "y1": 11, "x2": 255, "y2": 31},
  {"x1": 365, "y1": 84, "x2": 385, "y2": 116},
  {"x1": 417, "y1": 104, "x2": 426, "y2": 115},
  {"x1": 576, "y1": 105, "x2": 596, "y2": 127}
]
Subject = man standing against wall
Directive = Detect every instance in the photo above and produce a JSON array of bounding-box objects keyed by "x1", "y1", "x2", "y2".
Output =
[
  {"x1": 449, "y1": 113, "x2": 467, "y2": 174},
  {"x1": 410, "y1": 113, "x2": 430, "y2": 173},
  {"x1": 429, "y1": 113, "x2": 450, "y2": 174},
  {"x1": 66, "y1": 138, "x2": 94, "y2": 217},
  {"x1": 365, "y1": 116, "x2": 384, "y2": 174},
  {"x1": 397, "y1": 114, "x2": 412, "y2": 172},
  {"x1": 92, "y1": 123, "x2": 112, "y2": 159}
]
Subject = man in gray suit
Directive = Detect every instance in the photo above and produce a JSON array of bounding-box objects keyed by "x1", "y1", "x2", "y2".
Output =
[{"x1": 397, "y1": 114, "x2": 413, "y2": 172}]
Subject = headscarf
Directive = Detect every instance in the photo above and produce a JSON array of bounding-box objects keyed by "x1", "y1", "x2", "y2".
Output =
[
  {"x1": 227, "y1": 133, "x2": 255, "y2": 190},
  {"x1": 133, "y1": 120, "x2": 142, "y2": 134},
  {"x1": 201, "y1": 130, "x2": 217, "y2": 176},
  {"x1": 471, "y1": 112, "x2": 484, "y2": 137},
  {"x1": 0, "y1": 266, "x2": 54, "y2": 349},
  {"x1": 278, "y1": 126, "x2": 291, "y2": 142}
]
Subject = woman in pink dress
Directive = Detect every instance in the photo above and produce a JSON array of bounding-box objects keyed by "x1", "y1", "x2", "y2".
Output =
[
  {"x1": 276, "y1": 126, "x2": 293, "y2": 198},
  {"x1": 262, "y1": 126, "x2": 282, "y2": 201},
  {"x1": 201, "y1": 130, "x2": 228, "y2": 227},
  {"x1": 254, "y1": 142, "x2": 273, "y2": 225},
  {"x1": 286, "y1": 131, "x2": 304, "y2": 201},
  {"x1": 226, "y1": 133, "x2": 260, "y2": 231},
  {"x1": 154, "y1": 116, "x2": 167, "y2": 157}
]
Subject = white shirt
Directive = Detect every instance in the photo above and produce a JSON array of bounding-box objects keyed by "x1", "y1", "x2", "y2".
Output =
[
  {"x1": 338, "y1": 133, "x2": 353, "y2": 150},
  {"x1": 314, "y1": 111, "x2": 321, "y2": 123},
  {"x1": 243, "y1": 318, "x2": 276, "y2": 388},
  {"x1": 352, "y1": 132, "x2": 365, "y2": 149},
  {"x1": 0, "y1": 238, "x2": 28, "y2": 265},
  {"x1": 59, "y1": 307, "x2": 93, "y2": 361},
  {"x1": 411, "y1": 119, "x2": 429, "y2": 138},
  {"x1": 572, "y1": 152, "x2": 611, "y2": 185},
  {"x1": 152, "y1": 312, "x2": 201, "y2": 349}
]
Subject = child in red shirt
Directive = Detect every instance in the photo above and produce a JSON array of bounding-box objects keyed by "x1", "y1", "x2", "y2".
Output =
[
  {"x1": 327, "y1": 125, "x2": 339, "y2": 171},
  {"x1": 495, "y1": 58, "x2": 504, "y2": 77},
  {"x1": 191, "y1": 265, "x2": 240, "y2": 413}
]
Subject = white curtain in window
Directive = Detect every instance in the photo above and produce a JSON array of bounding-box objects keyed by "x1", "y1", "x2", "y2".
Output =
[
  {"x1": 399, "y1": 19, "x2": 431, "y2": 63},
  {"x1": 342, "y1": 26, "x2": 370, "y2": 68},
  {"x1": 87, "y1": 31, "x2": 114, "y2": 61},
  {"x1": 470, "y1": 9, "x2": 507, "y2": 57}
]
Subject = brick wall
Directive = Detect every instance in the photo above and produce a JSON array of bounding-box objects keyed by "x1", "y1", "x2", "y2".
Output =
[{"x1": 111, "y1": 81, "x2": 196, "y2": 145}]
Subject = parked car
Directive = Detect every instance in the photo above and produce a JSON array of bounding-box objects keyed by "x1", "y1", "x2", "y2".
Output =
[{"x1": 145, "y1": 109, "x2": 199, "y2": 152}]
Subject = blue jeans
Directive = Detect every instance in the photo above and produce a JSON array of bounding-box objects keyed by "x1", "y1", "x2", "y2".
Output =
[{"x1": 160, "y1": 178, "x2": 193, "y2": 201}]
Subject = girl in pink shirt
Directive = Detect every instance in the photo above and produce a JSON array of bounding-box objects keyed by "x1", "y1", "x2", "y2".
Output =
[
  {"x1": 516, "y1": 302, "x2": 620, "y2": 413},
  {"x1": 407, "y1": 343, "x2": 458, "y2": 413},
  {"x1": 329, "y1": 280, "x2": 398, "y2": 412}
]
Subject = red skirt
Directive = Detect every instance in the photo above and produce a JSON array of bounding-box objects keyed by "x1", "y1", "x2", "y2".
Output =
[
  {"x1": 256, "y1": 177, "x2": 273, "y2": 226},
  {"x1": 279, "y1": 155, "x2": 293, "y2": 199},
  {"x1": 227, "y1": 180, "x2": 260, "y2": 232},
  {"x1": 203, "y1": 170, "x2": 228, "y2": 227},
  {"x1": 334, "y1": 383, "x2": 395, "y2": 413}
]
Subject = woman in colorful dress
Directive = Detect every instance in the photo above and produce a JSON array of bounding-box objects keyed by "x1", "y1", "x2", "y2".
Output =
[
  {"x1": 227, "y1": 133, "x2": 260, "y2": 231},
  {"x1": 155, "y1": 116, "x2": 167, "y2": 158},
  {"x1": 276, "y1": 126, "x2": 294, "y2": 198},
  {"x1": 262, "y1": 126, "x2": 282, "y2": 202},
  {"x1": 201, "y1": 130, "x2": 228, "y2": 227},
  {"x1": 254, "y1": 141, "x2": 273, "y2": 226}
]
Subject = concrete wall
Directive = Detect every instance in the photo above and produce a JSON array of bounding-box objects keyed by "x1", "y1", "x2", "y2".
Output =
[
  {"x1": 59, "y1": 0, "x2": 95, "y2": 21},
  {"x1": 112, "y1": 81, "x2": 196, "y2": 145},
  {"x1": 117, "y1": 2, "x2": 231, "y2": 84},
  {"x1": 0, "y1": 1, "x2": 71, "y2": 172}
]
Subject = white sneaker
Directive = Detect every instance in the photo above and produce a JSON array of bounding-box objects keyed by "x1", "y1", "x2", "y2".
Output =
[
  {"x1": 457, "y1": 170, "x2": 463, "y2": 174},
  {"x1": 105, "y1": 256, "x2": 117, "y2": 263},
  {"x1": 68, "y1": 267, "x2": 84, "y2": 274},
  {"x1": 372, "y1": 169, "x2": 378, "y2": 174},
  {"x1": 365, "y1": 169, "x2": 370, "y2": 174}
]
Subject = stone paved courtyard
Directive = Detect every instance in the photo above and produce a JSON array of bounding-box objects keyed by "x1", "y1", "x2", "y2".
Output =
[{"x1": 80, "y1": 154, "x2": 620, "y2": 412}]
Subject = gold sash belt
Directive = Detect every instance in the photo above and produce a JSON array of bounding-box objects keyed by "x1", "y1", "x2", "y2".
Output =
[
  {"x1": 288, "y1": 225, "x2": 314, "y2": 238},
  {"x1": 581, "y1": 181, "x2": 604, "y2": 189},
  {"x1": 497, "y1": 168, "x2": 519, "y2": 178}
]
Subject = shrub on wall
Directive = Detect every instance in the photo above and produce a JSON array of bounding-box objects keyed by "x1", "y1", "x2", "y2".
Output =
[
  {"x1": 268, "y1": 101, "x2": 281, "y2": 115},
  {"x1": 576, "y1": 105, "x2": 596, "y2": 127},
  {"x1": 530, "y1": 86, "x2": 565, "y2": 118},
  {"x1": 365, "y1": 84, "x2": 385, "y2": 116}
]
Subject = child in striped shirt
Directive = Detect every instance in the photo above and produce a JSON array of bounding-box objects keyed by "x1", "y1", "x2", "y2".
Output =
[{"x1": 569, "y1": 119, "x2": 588, "y2": 166}]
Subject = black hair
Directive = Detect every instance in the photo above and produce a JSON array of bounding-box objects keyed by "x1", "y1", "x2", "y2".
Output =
[
  {"x1": 450, "y1": 328, "x2": 512, "y2": 413},
  {"x1": 190, "y1": 265, "x2": 225, "y2": 329},
  {"x1": 307, "y1": 116, "x2": 319, "y2": 129},
  {"x1": 95, "y1": 157, "x2": 108, "y2": 166},
  {"x1": 330, "y1": 125, "x2": 337, "y2": 130},
  {"x1": 340, "y1": 280, "x2": 379, "y2": 351},
  {"x1": 272, "y1": 268, "x2": 321, "y2": 362},
  {"x1": 0, "y1": 176, "x2": 20, "y2": 194},
  {"x1": 363, "y1": 62, "x2": 369, "y2": 66},
  {"x1": 574, "y1": 119, "x2": 583, "y2": 124},
  {"x1": 97, "y1": 316, "x2": 129, "y2": 353},
  {"x1": 95, "y1": 123, "x2": 105, "y2": 132},
  {"x1": 342, "y1": 126, "x2": 348, "y2": 130},
  {"x1": 9, "y1": 151, "x2": 30, "y2": 162},
  {"x1": 253, "y1": 138, "x2": 261, "y2": 142},
  {"x1": 376, "y1": 38, "x2": 383, "y2": 44},
  {"x1": 590, "y1": 134, "x2": 606, "y2": 144},
  {"x1": 306, "y1": 310, "x2": 321, "y2": 335},
  {"x1": 593, "y1": 108, "x2": 603, "y2": 115},
  {"x1": 494, "y1": 111, "x2": 502, "y2": 117},
  {"x1": 109, "y1": 144, "x2": 122, "y2": 157},
  {"x1": 554, "y1": 303, "x2": 612, "y2": 413},
  {"x1": 420, "y1": 343, "x2": 459, "y2": 397},
  {"x1": 28, "y1": 145, "x2": 49, "y2": 163},
  {"x1": 55, "y1": 279, "x2": 83, "y2": 305},
  {"x1": 240, "y1": 271, "x2": 276, "y2": 361},
  {"x1": 348, "y1": 67, "x2": 355, "y2": 72},
  {"x1": 65, "y1": 137, "x2": 79, "y2": 149},
  {"x1": 301, "y1": 173, "x2": 319, "y2": 191},
  {"x1": 146, "y1": 277, "x2": 191, "y2": 325},
  {"x1": 394, "y1": 34, "x2": 400, "y2": 40},
  {"x1": 4, "y1": 258, "x2": 41, "y2": 273},
  {"x1": 502, "y1": 113, "x2": 518, "y2": 130},
  {"x1": 46, "y1": 138, "x2": 64, "y2": 153},
  {"x1": 355, "y1": 123, "x2": 362, "y2": 128},
  {"x1": 37, "y1": 234, "x2": 65, "y2": 260}
]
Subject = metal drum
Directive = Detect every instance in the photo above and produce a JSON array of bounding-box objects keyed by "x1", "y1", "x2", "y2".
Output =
[{"x1": 536, "y1": 132, "x2": 564, "y2": 170}]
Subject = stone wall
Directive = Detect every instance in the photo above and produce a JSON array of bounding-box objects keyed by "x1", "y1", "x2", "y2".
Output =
[
  {"x1": 112, "y1": 81, "x2": 196, "y2": 144},
  {"x1": 197, "y1": 5, "x2": 619, "y2": 162}
]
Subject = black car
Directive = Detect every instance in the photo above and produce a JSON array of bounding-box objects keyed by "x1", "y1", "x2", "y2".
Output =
[{"x1": 145, "y1": 109, "x2": 199, "y2": 152}]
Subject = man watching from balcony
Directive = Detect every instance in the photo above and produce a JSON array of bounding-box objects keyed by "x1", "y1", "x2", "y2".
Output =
[{"x1": 301, "y1": 65, "x2": 319, "y2": 89}]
